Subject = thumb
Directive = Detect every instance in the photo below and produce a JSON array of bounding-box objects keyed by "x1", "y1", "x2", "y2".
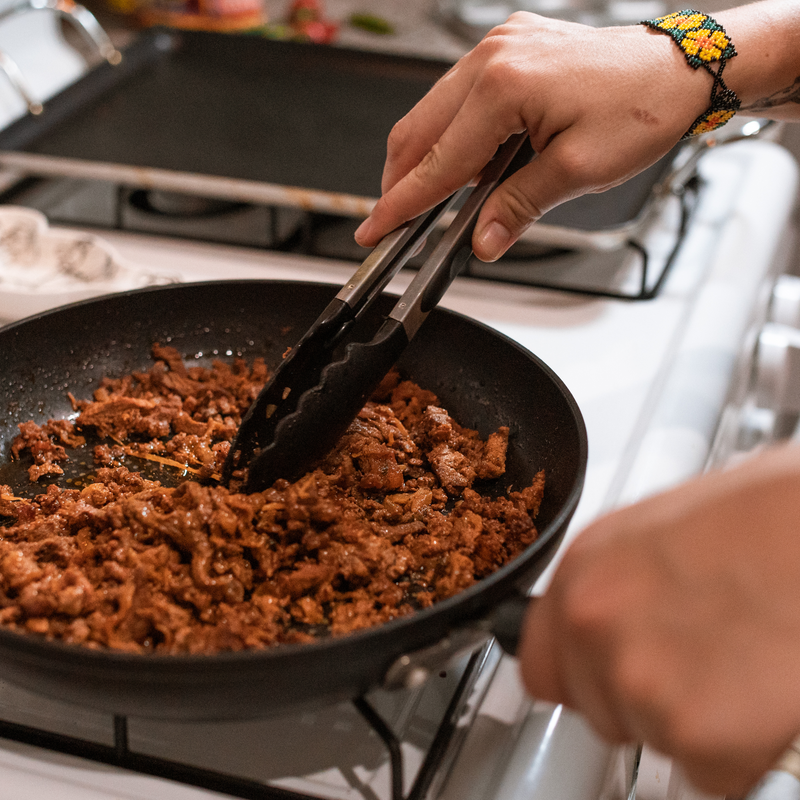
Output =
[
  {"x1": 517, "y1": 593, "x2": 566, "y2": 705},
  {"x1": 472, "y1": 139, "x2": 591, "y2": 262}
]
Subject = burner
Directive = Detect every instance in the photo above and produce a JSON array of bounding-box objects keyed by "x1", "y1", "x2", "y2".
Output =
[{"x1": 128, "y1": 189, "x2": 249, "y2": 218}]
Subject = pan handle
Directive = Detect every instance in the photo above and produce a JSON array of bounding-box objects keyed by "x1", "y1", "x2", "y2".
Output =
[
  {"x1": 382, "y1": 591, "x2": 533, "y2": 690},
  {"x1": 486, "y1": 590, "x2": 531, "y2": 656}
]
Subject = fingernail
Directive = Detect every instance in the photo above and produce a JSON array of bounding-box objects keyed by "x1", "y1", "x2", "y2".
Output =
[
  {"x1": 475, "y1": 221, "x2": 513, "y2": 262},
  {"x1": 354, "y1": 217, "x2": 372, "y2": 245}
]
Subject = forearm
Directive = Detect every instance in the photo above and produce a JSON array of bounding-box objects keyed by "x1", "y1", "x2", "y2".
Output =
[{"x1": 718, "y1": 0, "x2": 800, "y2": 119}]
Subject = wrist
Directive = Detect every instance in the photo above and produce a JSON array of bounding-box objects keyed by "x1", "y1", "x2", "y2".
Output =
[
  {"x1": 641, "y1": 10, "x2": 740, "y2": 137},
  {"x1": 645, "y1": 28, "x2": 715, "y2": 128},
  {"x1": 715, "y1": 1, "x2": 800, "y2": 119}
]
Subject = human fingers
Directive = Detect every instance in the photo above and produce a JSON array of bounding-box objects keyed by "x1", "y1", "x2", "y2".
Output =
[
  {"x1": 519, "y1": 589, "x2": 635, "y2": 744},
  {"x1": 518, "y1": 448, "x2": 800, "y2": 796},
  {"x1": 469, "y1": 142, "x2": 574, "y2": 263},
  {"x1": 378, "y1": 64, "x2": 475, "y2": 197},
  {"x1": 515, "y1": 592, "x2": 563, "y2": 705},
  {"x1": 677, "y1": 746, "x2": 791, "y2": 799},
  {"x1": 518, "y1": 534, "x2": 643, "y2": 745},
  {"x1": 355, "y1": 107, "x2": 515, "y2": 248},
  {"x1": 356, "y1": 19, "x2": 542, "y2": 248},
  {"x1": 377, "y1": 11, "x2": 543, "y2": 199},
  {"x1": 471, "y1": 118, "x2": 681, "y2": 262},
  {"x1": 359, "y1": 74, "x2": 644, "y2": 257}
]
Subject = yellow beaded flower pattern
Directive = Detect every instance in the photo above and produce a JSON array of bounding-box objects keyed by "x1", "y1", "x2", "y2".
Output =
[
  {"x1": 642, "y1": 9, "x2": 740, "y2": 138},
  {"x1": 647, "y1": 10, "x2": 736, "y2": 68}
]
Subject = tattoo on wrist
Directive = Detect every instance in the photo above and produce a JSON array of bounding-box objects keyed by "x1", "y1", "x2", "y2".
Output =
[{"x1": 742, "y1": 76, "x2": 800, "y2": 113}]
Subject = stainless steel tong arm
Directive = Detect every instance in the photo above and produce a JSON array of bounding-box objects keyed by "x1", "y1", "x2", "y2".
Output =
[
  {"x1": 389, "y1": 131, "x2": 530, "y2": 340},
  {"x1": 331, "y1": 191, "x2": 462, "y2": 335}
]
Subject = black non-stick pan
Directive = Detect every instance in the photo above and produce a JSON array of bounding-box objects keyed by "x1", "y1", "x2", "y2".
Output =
[{"x1": 0, "y1": 280, "x2": 586, "y2": 720}]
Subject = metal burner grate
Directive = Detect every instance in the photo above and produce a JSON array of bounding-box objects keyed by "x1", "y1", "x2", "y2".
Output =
[
  {"x1": 465, "y1": 177, "x2": 700, "y2": 301},
  {"x1": 0, "y1": 170, "x2": 699, "y2": 302},
  {"x1": 0, "y1": 648, "x2": 490, "y2": 800}
]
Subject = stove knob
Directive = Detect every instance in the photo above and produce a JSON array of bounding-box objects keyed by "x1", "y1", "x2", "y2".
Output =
[
  {"x1": 752, "y1": 323, "x2": 800, "y2": 417},
  {"x1": 735, "y1": 402, "x2": 776, "y2": 453},
  {"x1": 769, "y1": 275, "x2": 800, "y2": 329}
]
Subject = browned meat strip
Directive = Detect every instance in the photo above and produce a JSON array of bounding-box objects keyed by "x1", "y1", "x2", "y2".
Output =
[{"x1": 0, "y1": 345, "x2": 545, "y2": 654}]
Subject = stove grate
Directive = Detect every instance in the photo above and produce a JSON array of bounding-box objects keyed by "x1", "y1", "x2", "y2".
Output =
[
  {"x1": 466, "y1": 177, "x2": 700, "y2": 301},
  {"x1": 0, "y1": 174, "x2": 699, "y2": 302},
  {"x1": 0, "y1": 649, "x2": 486, "y2": 800}
]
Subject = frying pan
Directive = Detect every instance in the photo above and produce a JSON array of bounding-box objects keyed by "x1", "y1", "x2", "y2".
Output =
[{"x1": 0, "y1": 280, "x2": 586, "y2": 720}]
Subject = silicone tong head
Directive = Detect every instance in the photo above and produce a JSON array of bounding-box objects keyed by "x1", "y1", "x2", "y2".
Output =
[
  {"x1": 219, "y1": 194, "x2": 456, "y2": 490},
  {"x1": 221, "y1": 132, "x2": 533, "y2": 493}
]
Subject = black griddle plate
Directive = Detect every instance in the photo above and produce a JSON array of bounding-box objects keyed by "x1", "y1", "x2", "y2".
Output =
[{"x1": 0, "y1": 28, "x2": 681, "y2": 233}]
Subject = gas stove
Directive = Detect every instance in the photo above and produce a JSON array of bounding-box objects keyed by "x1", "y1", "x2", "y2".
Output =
[
  {"x1": 0, "y1": 135, "x2": 794, "y2": 800},
  {"x1": 0, "y1": 4, "x2": 798, "y2": 800}
]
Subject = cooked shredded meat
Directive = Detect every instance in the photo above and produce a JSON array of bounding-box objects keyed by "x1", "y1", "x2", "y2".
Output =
[{"x1": 0, "y1": 345, "x2": 544, "y2": 654}]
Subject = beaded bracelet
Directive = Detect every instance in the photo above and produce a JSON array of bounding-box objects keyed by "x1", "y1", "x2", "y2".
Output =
[{"x1": 641, "y1": 10, "x2": 740, "y2": 138}]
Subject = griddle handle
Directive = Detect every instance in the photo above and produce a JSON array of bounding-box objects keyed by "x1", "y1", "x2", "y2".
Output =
[{"x1": 488, "y1": 591, "x2": 533, "y2": 656}]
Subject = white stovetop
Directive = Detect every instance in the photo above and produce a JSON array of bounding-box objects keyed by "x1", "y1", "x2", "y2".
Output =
[{"x1": 0, "y1": 139, "x2": 795, "y2": 800}]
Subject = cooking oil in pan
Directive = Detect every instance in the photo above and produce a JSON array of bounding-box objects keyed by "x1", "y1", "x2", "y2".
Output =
[{"x1": 0, "y1": 432, "x2": 197, "y2": 521}]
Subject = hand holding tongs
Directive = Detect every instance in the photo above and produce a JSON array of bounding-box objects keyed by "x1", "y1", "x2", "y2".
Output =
[{"x1": 221, "y1": 132, "x2": 533, "y2": 492}]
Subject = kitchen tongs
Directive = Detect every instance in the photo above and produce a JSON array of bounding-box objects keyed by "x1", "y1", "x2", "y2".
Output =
[{"x1": 221, "y1": 132, "x2": 533, "y2": 492}]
